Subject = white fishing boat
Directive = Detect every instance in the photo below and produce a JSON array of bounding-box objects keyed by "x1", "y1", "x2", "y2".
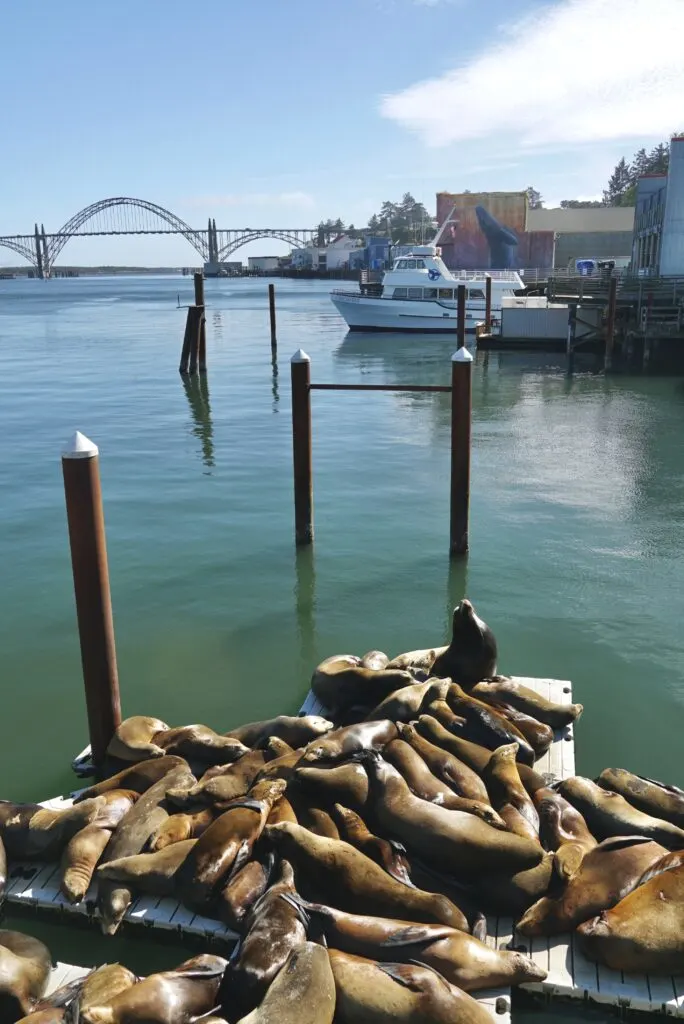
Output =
[{"x1": 330, "y1": 245, "x2": 523, "y2": 332}]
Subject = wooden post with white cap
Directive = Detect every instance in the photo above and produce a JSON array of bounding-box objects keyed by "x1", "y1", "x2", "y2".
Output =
[
  {"x1": 450, "y1": 349, "x2": 473, "y2": 556},
  {"x1": 61, "y1": 432, "x2": 121, "y2": 768},
  {"x1": 291, "y1": 350, "x2": 313, "y2": 545}
]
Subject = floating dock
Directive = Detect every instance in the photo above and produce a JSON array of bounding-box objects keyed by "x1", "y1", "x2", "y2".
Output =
[{"x1": 4, "y1": 677, "x2": 682, "y2": 1019}]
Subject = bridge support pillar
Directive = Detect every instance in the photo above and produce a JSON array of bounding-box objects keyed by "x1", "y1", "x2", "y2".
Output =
[{"x1": 34, "y1": 223, "x2": 44, "y2": 279}]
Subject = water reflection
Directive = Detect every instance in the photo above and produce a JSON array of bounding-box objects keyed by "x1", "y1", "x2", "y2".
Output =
[
  {"x1": 211, "y1": 310, "x2": 223, "y2": 342},
  {"x1": 294, "y1": 545, "x2": 316, "y2": 676},
  {"x1": 181, "y1": 373, "x2": 214, "y2": 471}
]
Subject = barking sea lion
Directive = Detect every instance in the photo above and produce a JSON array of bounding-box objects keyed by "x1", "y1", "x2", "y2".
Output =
[{"x1": 430, "y1": 600, "x2": 498, "y2": 684}]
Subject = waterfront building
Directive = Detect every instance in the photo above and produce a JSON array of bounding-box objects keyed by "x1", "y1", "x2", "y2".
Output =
[
  {"x1": 528, "y1": 206, "x2": 634, "y2": 269},
  {"x1": 247, "y1": 256, "x2": 280, "y2": 273},
  {"x1": 631, "y1": 137, "x2": 684, "y2": 277}
]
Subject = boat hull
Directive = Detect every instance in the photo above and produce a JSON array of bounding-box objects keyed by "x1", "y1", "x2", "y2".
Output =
[{"x1": 331, "y1": 292, "x2": 493, "y2": 333}]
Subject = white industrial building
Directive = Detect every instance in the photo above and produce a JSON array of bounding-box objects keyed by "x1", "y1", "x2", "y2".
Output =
[{"x1": 247, "y1": 256, "x2": 280, "y2": 273}]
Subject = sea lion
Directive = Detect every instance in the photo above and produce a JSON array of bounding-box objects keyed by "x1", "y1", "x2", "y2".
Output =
[
  {"x1": 0, "y1": 931, "x2": 52, "y2": 1021},
  {"x1": 443, "y1": 683, "x2": 536, "y2": 766},
  {"x1": 253, "y1": 747, "x2": 304, "y2": 784},
  {"x1": 97, "y1": 839, "x2": 196, "y2": 896},
  {"x1": 264, "y1": 822, "x2": 468, "y2": 930},
  {"x1": 430, "y1": 600, "x2": 498, "y2": 684},
  {"x1": 476, "y1": 852, "x2": 555, "y2": 916},
  {"x1": 395, "y1": 723, "x2": 490, "y2": 803},
  {"x1": 360, "y1": 650, "x2": 390, "y2": 671},
  {"x1": 74, "y1": 757, "x2": 188, "y2": 801},
  {"x1": 79, "y1": 965, "x2": 137, "y2": 1014},
  {"x1": 225, "y1": 715, "x2": 333, "y2": 749},
  {"x1": 166, "y1": 751, "x2": 268, "y2": 809},
  {"x1": 81, "y1": 955, "x2": 228, "y2": 1024},
  {"x1": 60, "y1": 825, "x2": 112, "y2": 903},
  {"x1": 294, "y1": 762, "x2": 369, "y2": 811},
  {"x1": 287, "y1": 896, "x2": 547, "y2": 992},
  {"x1": 596, "y1": 768, "x2": 684, "y2": 829},
  {"x1": 577, "y1": 862, "x2": 684, "y2": 974},
  {"x1": 175, "y1": 778, "x2": 286, "y2": 911},
  {"x1": 387, "y1": 647, "x2": 446, "y2": 673},
  {"x1": 632, "y1": 848, "x2": 684, "y2": 888},
  {"x1": 148, "y1": 808, "x2": 214, "y2": 850},
  {"x1": 0, "y1": 798, "x2": 109, "y2": 861},
  {"x1": 265, "y1": 793, "x2": 298, "y2": 826},
  {"x1": 482, "y1": 744, "x2": 540, "y2": 842},
  {"x1": 106, "y1": 716, "x2": 170, "y2": 762},
  {"x1": 330, "y1": 804, "x2": 413, "y2": 885},
  {"x1": 364, "y1": 680, "x2": 449, "y2": 724},
  {"x1": 97, "y1": 761, "x2": 195, "y2": 935},
  {"x1": 216, "y1": 848, "x2": 275, "y2": 931},
  {"x1": 384, "y1": 739, "x2": 504, "y2": 828},
  {"x1": 286, "y1": 793, "x2": 340, "y2": 840},
  {"x1": 91, "y1": 790, "x2": 139, "y2": 830},
  {"x1": 534, "y1": 786, "x2": 596, "y2": 879},
  {"x1": 301, "y1": 720, "x2": 398, "y2": 765},
  {"x1": 558, "y1": 776, "x2": 684, "y2": 847},
  {"x1": 154, "y1": 725, "x2": 249, "y2": 764},
  {"x1": 492, "y1": 704, "x2": 554, "y2": 759},
  {"x1": 363, "y1": 752, "x2": 543, "y2": 876},
  {"x1": 0, "y1": 835, "x2": 7, "y2": 900},
  {"x1": 517, "y1": 836, "x2": 667, "y2": 936},
  {"x1": 470, "y1": 678, "x2": 583, "y2": 729},
  {"x1": 222, "y1": 859, "x2": 308, "y2": 1019},
  {"x1": 311, "y1": 657, "x2": 415, "y2": 714},
  {"x1": 232, "y1": 942, "x2": 335, "y2": 1024},
  {"x1": 328, "y1": 949, "x2": 493, "y2": 1024}
]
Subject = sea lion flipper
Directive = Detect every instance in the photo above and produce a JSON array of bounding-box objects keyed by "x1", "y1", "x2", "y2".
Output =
[
  {"x1": 554, "y1": 844, "x2": 583, "y2": 883},
  {"x1": 472, "y1": 912, "x2": 488, "y2": 942},
  {"x1": 636, "y1": 774, "x2": 684, "y2": 797},
  {"x1": 380, "y1": 924, "x2": 453, "y2": 948},
  {"x1": 376, "y1": 963, "x2": 424, "y2": 991}
]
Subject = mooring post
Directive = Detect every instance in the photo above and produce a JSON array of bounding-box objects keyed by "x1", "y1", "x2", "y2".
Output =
[
  {"x1": 450, "y1": 348, "x2": 473, "y2": 557},
  {"x1": 456, "y1": 284, "x2": 467, "y2": 349},
  {"x1": 604, "y1": 275, "x2": 618, "y2": 373},
  {"x1": 291, "y1": 350, "x2": 313, "y2": 546},
  {"x1": 566, "y1": 302, "x2": 577, "y2": 374},
  {"x1": 193, "y1": 272, "x2": 207, "y2": 372},
  {"x1": 61, "y1": 432, "x2": 121, "y2": 768},
  {"x1": 484, "y1": 275, "x2": 492, "y2": 332},
  {"x1": 269, "y1": 283, "x2": 277, "y2": 351}
]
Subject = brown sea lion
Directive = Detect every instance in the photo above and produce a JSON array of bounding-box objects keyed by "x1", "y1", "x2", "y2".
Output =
[
  {"x1": 286, "y1": 793, "x2": 340, "y2": 840},
  {"x1": 287, "y1": 895, "x2": 547, "y2": 992},
  {"x1": 264, "y1": 822, "x2": 468, "y2": 930},
  {"x1": 384, "y1": 739, "x2": 504, "y2": 828},
  {"x1": 60, "y1": 825, "x2": 112, "y2": 903},
  {"x1": 330, "y1": 804, "x2": 413, "y2": 885},
  {"x1": 0, "y1": 798, "x2": 109, "y2": 861},
  {"x1": 225, "y1": 715, "x2": 333, "y2": 749},
  {"x1": 596, "y1": 768, "x2": 684, "y2": 829},
  {"x1": 253, "y1": 747, "x2": 305, "y2": 784},
  {"x1": 491, "y1": 704, "x2": 554, "y2": 759},
  {"x1": 216, "y1": 848, "x2": 275, "y2": 930},
  {"x1": 558, "y1": 776, "x2": 684, "y2": 847},
  {"x1": 97, "y1": 761, "x2": 195, "y2": 935},
  {"x1": 577, "y1": 862, "x2": 684, "y2": 974},
  {"x1": 294, "y1": 762, "x2": 369, "y2": 811},
  {"x1": 633, "y1": 848, "x2": 684, "y2": 888},
  {"x1": 74, "y1": 757, "x2": 188, "y2": 801},
  {"x1": 97, "y1": 839, "x2": 196, "y2": 896},
  {"x1": 328, "y1": 949, "x2": 493, "y2": 1024},
  {"x1": 148, "y1": 808, "x2": 214, "y2": 851},
  {"x1": 360, "y1": 650, "x2": 390, "y2": 671},
  {"x1": 232, "y1": 942, "x2": 335, "y2": 1024},
  {"x1": 175, "y1": 778, "x2": 286, "y2": 911},
  {"x1": 311, "y1": 657, "x2": 415, "y2": 714},
  {"x1": 395, "y1": 723, "x2": 490, "y2": 803},
  {"x1": 222, "y1": 859, "x2": 308, "y2": 1019},
  {"x1": 79, "y1": 965, "x2": 137, "y2": 1014},
  {"x1": 301, "y1": 720, "x2": 398, "y2": 765},
  {"x1": 364, "y1": 679, "x2": 449, "y2": 724},
  {"x1": 482, "y1": 744, "x2": 540, "y2": 842},
  {"x1": 387, "y1": 646, "x2": 446, "y2": 673},
  {"x1": 443, "y1": 683, "x2": 536, "y2": 766},
  {"x1": 363, "y1": 752, "x2": 543, "y2": 876},
  {"x1": 81, "y1": 955, "x2": 228, "y2": 1024},
  {"x1": 430, "y1": 600, "x2": 498, "y2": 684},
  {"x1": 534, "y1": 786, "x2": 596, "y2": 879},
  {"x1": 92, "y1": 790, "x2": 139, "y2": 829},
  {"x1": 0, "y1": 931, "x2": 52, "y2": 1021},
  {"x1": 166, "y1": 750, "x2": 267, "y2": 809},
  {"x1": 0, "y1": 835, "x2": 7, "y2": 900},
  {"x1": 470, "y1": 678, "x2": 583, "y2": 728},
  {"x1": 476, "y1": 852, "x2": 555, "y2": 916},
  {"x1": 106, "y1": 716, "x2": 170, "y2": 762},
  {"x1": 517, "y1": 836, "x2": 667, "y2": 936},
  {"x1": 155, "y1": 725, "x2": 249, "y2": 764}
]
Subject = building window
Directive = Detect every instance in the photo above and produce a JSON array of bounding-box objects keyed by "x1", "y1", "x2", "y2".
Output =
[
  {"x1": 424, "y1": 288, "x2": 438, "y2": 299},
  {"x1": 469, "y1": 289, "x2": 485, "y2": 300},
  {"x1": 393, "y1": 287, "x2": 408, "y2": 298},
  {"x1": 407, "y1": 287, "x2": 423, "y2": 299},
  {"x1": 439, "y1": 288, "x2": 453, "y2": 300}
]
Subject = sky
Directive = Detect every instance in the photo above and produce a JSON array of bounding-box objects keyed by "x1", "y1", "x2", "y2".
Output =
[{"x1": 2, "y1": 0, "x2": 683, "y2": 266}]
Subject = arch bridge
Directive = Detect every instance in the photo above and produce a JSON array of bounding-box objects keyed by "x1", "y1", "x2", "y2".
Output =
[{"x1": 0, "y1": 197, "x2": 320, "y2": 277}]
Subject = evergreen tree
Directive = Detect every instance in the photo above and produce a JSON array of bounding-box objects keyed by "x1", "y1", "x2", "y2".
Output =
[
  {"x1": 525, "y1": 186, "x2": 543, "y2": 209},
  {"x1": 603, "y1": 157, "x2": 634, "y2": 206},
  {"x1": 366, "y1": 194, "x2": 433, "y2": 244},
  {"x1": 647, "y1": 142, "x2": 669, "y2": 175},
  {"x1": 560, "y1": 199, "x2": 603, "y2": 208}
]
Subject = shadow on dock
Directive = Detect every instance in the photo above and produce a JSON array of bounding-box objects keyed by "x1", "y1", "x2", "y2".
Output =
[{"x1": 181, "y1": 374, "x2": 215, "y2": 471}]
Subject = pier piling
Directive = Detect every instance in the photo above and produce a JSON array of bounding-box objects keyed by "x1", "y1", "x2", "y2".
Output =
[
  {"x1": 450, "y1": 348, "x2": 473, "y2": 557},
  {"x1": 180, "y1": 306, "x2": 204, "y2": 375},
  {"x1": 566, "y1": 303, "x2": 577, "y2": 374},
  {"x1": 193, "y1": 273, "x2": 207, "y2": 373},
  {"x1": 291, "y1": 350, "x2": 313, "y2": 546},
  {"x1": 269, "y1": 284, "x2": 277, "y2": 352},
  {"x1": 456, "y1": 284, "x2": 467, "y2": 349},
  {"x1": 485, "y1": 275, "x2": 492, "y2": 332},
  {"x1": 604, "y1": 276, "x2": 617, "y2": 373},
  {"x1": 61, "y1": 432, "x2": 121, "y2": 768}
]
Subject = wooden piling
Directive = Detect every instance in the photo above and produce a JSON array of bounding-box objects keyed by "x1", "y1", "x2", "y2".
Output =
[
  {"x1": 269, "y1": 284, "x2": 277, "y2": 351},
  {"x1": 484, "y1": 275, "x2": 492, "y2": 332},
  {"x1": 450, "y1": 348, "x2": 473, "y2": 557},
  {"x1": 566, "y1": 303, "x2": 577, "y2": 374},
  {"x1": 188, "y1": 306, "x2": 203, "y2": 375},
  {"x1": 291, "y1": 350, "x2": 313, "y2": 546},
  {"x1": 456, "y1": 284, "x2": 467, "y2": 349},
  {"x1": 193, "y1": 273, "x2": 207, "y2": 372},
  {"x1": 61, "y1": 432, "x2": 121, "y2": 768},
  {"x1": 604, "y1": 276, "x2": 617, "y2": 372}
]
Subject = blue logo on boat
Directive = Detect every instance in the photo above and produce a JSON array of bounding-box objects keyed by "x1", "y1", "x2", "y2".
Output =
[{"x1": 428, "y1": 268, "x2": 441, "y2": 281}]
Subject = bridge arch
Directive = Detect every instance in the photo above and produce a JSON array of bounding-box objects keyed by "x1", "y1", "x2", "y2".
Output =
[
  {"x1": 47, "y1": 197, "x2": 209, "y2": 266},
  {"x1": 217, "y1": 229, "x2": 312, "y2": 261},
  {"x1": 0, "y1": 238, "x2": 36, "y2": 265}
]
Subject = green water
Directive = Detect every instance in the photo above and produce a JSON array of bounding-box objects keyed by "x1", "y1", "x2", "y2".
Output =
[{"x1": 1, "y1": 276, "x2": 683, "y2": 1007}]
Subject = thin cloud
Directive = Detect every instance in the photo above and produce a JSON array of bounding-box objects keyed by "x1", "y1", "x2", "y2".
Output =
[
  {"x1": 381, "y1": 0, "x2": 684, "y2": 148},
  {"x1": 184, "y1": 192, "x2": 315, "y2": 210}
]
